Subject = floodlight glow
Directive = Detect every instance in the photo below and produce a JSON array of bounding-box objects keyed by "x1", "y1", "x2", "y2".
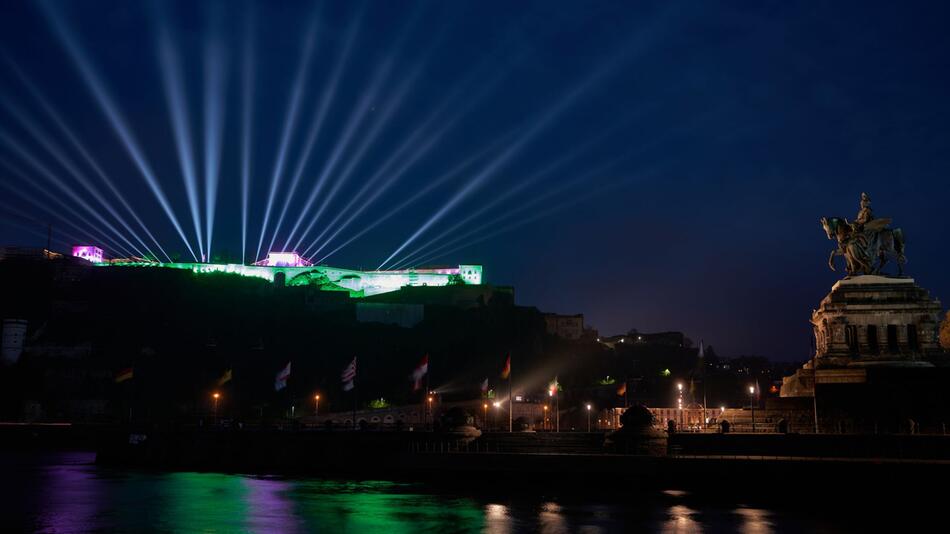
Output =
[
  {"x1": 378, "y1": 73, "x2": 593, "y2": 269},
  {"x1": 290, "y1": 61, "x2": 419, "y2": 253},
  {"x1": 378, "y1": 29, "x2": 637, "y2": 270},
  {"x1": 389, "y1": 129, "x2": 610, "y2": 269},
  {"x1": 400, "y1": 154, "x2": 633, "y2": 268},
  {"x1": 302, "y1": 48, "x2": 523, "y2": 260},
  {"x1": 267, "y1": 16, "x2": 360, "y2": 255},
  {"x1": 9, "y1": 69, "x2": 167, "y2": 260},
  {"x1": 409, "y1": 172, "x2": 646, "y2": 267},
  {"x1": 6, "y1": 60, "x2": 168, "y2": 261},
  {"x1": 0, "y1": 129, "x2": 140, "y2": 258},
  {"x1": 0, "y1": 103, "x2": 150, "y2": 259},
  {"x1": 288, "y1": 10, "x2": 426, "y2": 252},
  {"x1": 310, "y1": 137, "x2": 509, "y2": 264},
  {"x1": 253, "y1": 251, "x2": 311, "y2": 267},
  {"x1": 240, "y1": 18, "x2": 255, "y2": 265},
  {"x1": 0, "y1": 158, "x2": 135, "y2": 258},
  {"x1": 283, "y1": 59, "x2": 393, "y2": 253},
  {"x1": 203, "y1": 36, "x2": 228, "y2": 261},
  {"x1": 255, "y1": 18, "x2": 319, "y2": 263},
  {"x1": 72, "y1": 245, "x2": 103, "y2": 263},
  {"x1": 157, "y1": 22, "x2": 204, "y2": 259},
  {"x1": 38, "y1": 0, "x2": 198, "y2": 260}
]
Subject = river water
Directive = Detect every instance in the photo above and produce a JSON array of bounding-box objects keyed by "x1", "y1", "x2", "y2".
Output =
[{"x1": 0, "y1": 452, "x2": 889, "y2": 533}]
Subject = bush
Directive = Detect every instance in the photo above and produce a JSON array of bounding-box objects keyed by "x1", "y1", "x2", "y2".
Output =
[{"x1": 620, "y1": 404, "x2": 654, "y2": 429}]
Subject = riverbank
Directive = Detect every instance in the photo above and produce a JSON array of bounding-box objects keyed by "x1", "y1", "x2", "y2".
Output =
[{"x1": 89, "y1": 426, "x2": 950, "y2": 497}]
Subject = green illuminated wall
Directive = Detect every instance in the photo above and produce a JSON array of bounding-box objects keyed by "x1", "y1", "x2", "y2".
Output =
[{"x1": 96, "y1": 262, "x2": 483, "y2": 297}]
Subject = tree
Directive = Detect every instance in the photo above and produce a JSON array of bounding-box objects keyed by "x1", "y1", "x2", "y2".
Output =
[{"x1": 940, "y1": 311, "x2": 950, "y2": 350}]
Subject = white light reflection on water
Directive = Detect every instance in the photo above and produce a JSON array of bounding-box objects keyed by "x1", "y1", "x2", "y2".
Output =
[
  {"x1": 485, "y1": 503, "x2": 512, "y2": 533},
  {"x1": 539, "y1": 501, "x2": 569, "y2": 534},
  {"x1": 663, "y1": 503, "x2": 702, "y2": 533},
  {"x1": 735, "y1": 506, "x2": 774, "y2": 534}
]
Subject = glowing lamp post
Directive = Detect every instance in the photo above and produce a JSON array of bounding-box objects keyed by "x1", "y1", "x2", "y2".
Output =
[
  {"x1": 493, "y1": 402, "x2": 501, "y2": 431},
  {"x1": 749, "y1": 386, "x2": 756, "y2": 432},
  {"x1": 676, "y1": 382, "x2": 684, "y2": 430},
  {"x1": 212, "y1": 392, "x2": 220, "y2": 424},
  {"x1": 427, "y1": 396, "x2": 434, "y2": 430},
  {"x1": 483, "y1": 403, "x2": 488, "y2": 429},
  {"x1": 543, "y1": 405, "x2": 548, "y2": 430},
  {"x1": 314, "y1": 394, "x2": 320, "y2": 416},
  {"x1": 586, "y1": 404, "x2": 592, "y2": 432}
]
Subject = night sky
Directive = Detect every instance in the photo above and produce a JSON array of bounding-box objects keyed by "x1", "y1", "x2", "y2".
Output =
[{"x1": 1, "y1": 1, "x2": 949, "y2": 360}]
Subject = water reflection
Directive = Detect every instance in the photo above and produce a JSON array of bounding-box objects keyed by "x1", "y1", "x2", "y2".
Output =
[
  {"x1": 1, "y1": 452, "x2": 841, "y2": 533},
  {"x1": 663, "y1": 504, "x2": 702, "y2": 533}
]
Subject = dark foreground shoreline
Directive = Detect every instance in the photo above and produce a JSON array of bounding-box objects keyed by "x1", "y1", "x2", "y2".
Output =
[{"x1": 4, "y1": 422, "x2": 948, "y2": 500}]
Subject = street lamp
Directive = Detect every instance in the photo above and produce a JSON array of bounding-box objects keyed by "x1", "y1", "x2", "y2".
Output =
[
  {"x1": 676, "y1": 382, "x2": 685, "y2": 430},
  {"x1": 212, "y1": 392, "x2": 220, "y2": 424},
  {"x1": 314, "y1": 394, "x2": 320, "y2": 416},
  {"x1": 427, "y1": 396, "x2": 434, "y2": 430},
  {"x1": 586, "y1": 404, "x2": 592, "y2": 432},
  {"x1": 483, "y1": 403, "x2": 488, "y2": 429},
  {"x1": 749, "y1": 385, "x2": 756, "y2": 432},
  {"x1": 543, "y1": 405, "x2": 548, "y2": 430}
]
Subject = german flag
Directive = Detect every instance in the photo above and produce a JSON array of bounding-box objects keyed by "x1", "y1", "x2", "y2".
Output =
[
  {"x1": 500, "y1": 354, "x2": 511, "y2": 379},
  {"x1": 114, "y1": 367, "x2": 133, "y2": 383}
]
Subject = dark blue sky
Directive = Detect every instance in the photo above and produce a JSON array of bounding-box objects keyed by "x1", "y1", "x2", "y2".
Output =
[{"x1": 1, "y1": 1, "x2": 948, "y2": 360}]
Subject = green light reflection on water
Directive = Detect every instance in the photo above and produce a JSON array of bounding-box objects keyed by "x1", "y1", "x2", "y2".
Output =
[
  {"x1": 133, "y1": 473, "x2": 485, "y2": 533},
  {"x1": 289, "y1": 479, "x2": 486, "y2": 533}
]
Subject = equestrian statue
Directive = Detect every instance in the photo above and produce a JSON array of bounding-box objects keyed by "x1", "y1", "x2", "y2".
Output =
[{"x1": 821, "y1": 192, "x2": 906, "y2": 276}]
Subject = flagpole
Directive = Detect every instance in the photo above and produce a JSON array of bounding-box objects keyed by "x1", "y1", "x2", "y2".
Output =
[
  {"x1": 701, "y1": 340, "x2": 707, "y2": 430},
  {"x1": 508, "y1": 357, "x2": 513, "y2": 433},
  {"x1": 425, "y1": 357, "x2": 430, "y2": 431}
]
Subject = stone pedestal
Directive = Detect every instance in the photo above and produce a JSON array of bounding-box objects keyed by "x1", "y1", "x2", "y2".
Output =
[{"x1": 782, "y1": 275, "x2": 943, "y2": 398}]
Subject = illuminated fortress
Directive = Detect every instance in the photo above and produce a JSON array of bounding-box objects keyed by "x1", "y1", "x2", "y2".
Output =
[{"x1": 73, "y1": 247, "x2": 482, "y2": 298}]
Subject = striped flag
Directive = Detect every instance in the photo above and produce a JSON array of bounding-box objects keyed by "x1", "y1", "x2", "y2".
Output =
[
  {"x1": 410, "y1": 354, "x2": 428, "y2": 391},
  {"x1": 114, "y1": 367, "x2": 133, "y2": 383},
  {"x1": 480, "y1": 378, "x2": 489, "y2": 394},
  {"x1": 500, "y1": 354, "x2": 511, "y2": 379},
  {"x1": 548, "y1": 376, "x2": 559, "y2": 396},
  {"x1": 274, "y1": 362, "x2": 291, "y2": 391},
  {"x1": 342, "y1": 357, "x2": 357, "y2": 392}
]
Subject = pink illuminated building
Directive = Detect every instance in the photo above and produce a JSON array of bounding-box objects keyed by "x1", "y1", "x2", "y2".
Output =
[
  {"x1": 253, "y1": 251, "x2": 311, "y2": 267},
  {"x1": 72, "y1": 245, "x2": 103, "y2": 263}
]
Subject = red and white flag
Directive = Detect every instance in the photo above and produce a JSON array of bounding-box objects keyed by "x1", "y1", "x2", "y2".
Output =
[
  {"x1": 274, "y1": 362, "x2": 291, "y2": 391},
  {"x1": 410, "y1": 354, "x2": 429, "y2": 391},
  {"x1": 342, "y1": 357, "x2": 357, "y2": 391}
]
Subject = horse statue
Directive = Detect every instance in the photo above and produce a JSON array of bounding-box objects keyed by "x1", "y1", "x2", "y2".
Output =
[{"x1": 820, "y1": 216, "x2": 905, "y2": 276}]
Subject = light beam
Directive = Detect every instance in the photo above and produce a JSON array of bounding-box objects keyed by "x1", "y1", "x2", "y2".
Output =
[
  {"x1": 254, "y1": 13, "x2": 320, "y2": 263},
  {"x1": 203, "y1": 29, "x2": 228, "y2": 261},
  {"x1": 156, "y1": 17, "x2": 204, "y2": 260},
  {"x1": 1, "y1": 97, "x2": 153, "y2": 259},
  {"x1": 240, "y1": 11, "x2": 255, "y2": 264},
  {"x1": 266, "y1": 15, "x2": 361, "y2": 255},
  {"x1": 6, "y1": 61, "x2": 171, "y2": 261},
  {"x1": 38, "y1": 0, "x2": 198, "y2": 260},
  {"x1": 0, "y1": 128, "x2": 143, "y2": 258}
]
